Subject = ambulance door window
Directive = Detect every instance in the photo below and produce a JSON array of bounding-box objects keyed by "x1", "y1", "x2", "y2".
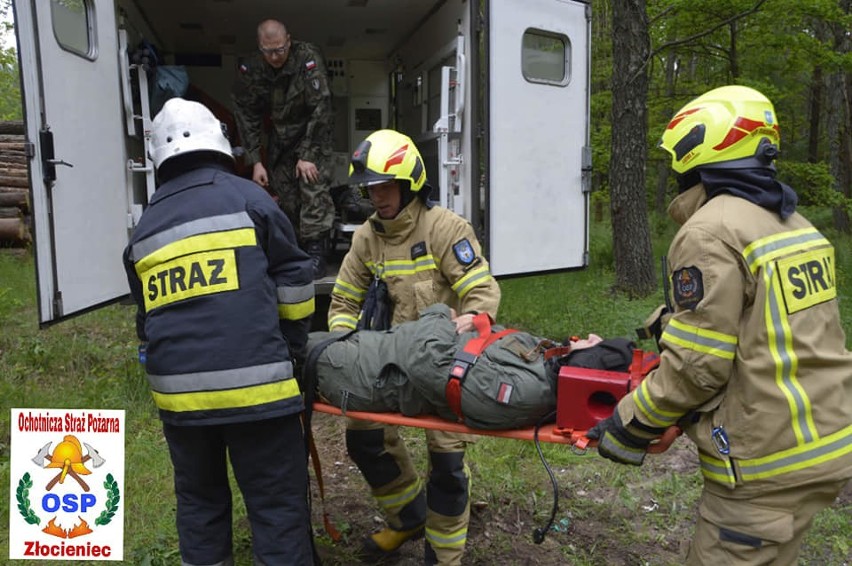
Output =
[
  {"x1": 50, "y1": 0, "x2": 95, "y2": 59},
  {"x1": 521, "y1": 30, "x2": 570, "y2": 86}
]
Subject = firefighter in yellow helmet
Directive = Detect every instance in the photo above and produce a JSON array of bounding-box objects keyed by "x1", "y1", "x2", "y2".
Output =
[
  {"x1": 328, "y1": 129, "x2": 501, "y2": 565},
  {"x1": 587, "y1": 85, "x2": 852, "y2": 565}
]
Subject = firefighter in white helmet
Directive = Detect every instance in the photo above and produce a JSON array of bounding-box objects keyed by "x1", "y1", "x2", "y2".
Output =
[
  {"x1": 587, "y1": 85, "x2": 852, "y2": 565},
  {"x1": 328, "y1": 129, "x2": 501, "y2": 565},
  {"x1": 123, "y1": 98, "x2": 317, "y2": 565}
]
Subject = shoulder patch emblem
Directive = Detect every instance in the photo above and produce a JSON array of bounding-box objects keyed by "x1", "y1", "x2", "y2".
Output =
[
  {"x1": 239, "y1": 63, "x2": 249, "y2": 74},
  {"x1": 672, "y1": 266, "x2": 704, "y2": 310},
  {"x1": 452, "y1": 239, "x2": 476, "y2": 266},
  {"x1": 306, "y1": 60, "x2": 316, "y2": 71},
  {"x1": 311, "y1": 78, "x2": 320, "y2": 91}
]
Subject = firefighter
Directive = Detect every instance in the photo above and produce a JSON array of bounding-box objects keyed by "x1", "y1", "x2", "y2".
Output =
[
  {"x1": 587, "y1": 85, "x2": 852, "y2": 565},
  {"x1": 123, "y1": 98, "x2": 317, "y2": 566},
  {"x1": 232, "y1": 18, "x2": 335, "y2": 279},
  {"x1": 328, "y1": 129, "x2": 501, "y2": 565}
]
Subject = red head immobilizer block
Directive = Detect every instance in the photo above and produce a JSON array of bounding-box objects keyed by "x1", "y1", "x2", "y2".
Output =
[{"x1": 555, "y1": 349, "x2": 659, "y2": 431}]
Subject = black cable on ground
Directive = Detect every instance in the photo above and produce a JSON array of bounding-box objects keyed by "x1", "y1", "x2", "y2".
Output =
[{"x1": 532, "y1": 410, "x2": 558, "y2": 544}]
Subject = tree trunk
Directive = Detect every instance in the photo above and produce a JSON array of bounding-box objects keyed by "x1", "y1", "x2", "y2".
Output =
[{"x1": 610, "y1": 0, "x2": 655, "y2": 297}]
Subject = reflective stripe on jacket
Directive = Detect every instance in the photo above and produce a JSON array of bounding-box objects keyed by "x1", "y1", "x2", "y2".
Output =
[
  {"x1": 619, "y1": 188, "x2": 852, "y2": 490},
  {"x1": 123, "y1": 165, "x2": 315, "y2": 425},
  {"x1": 327, "y1": 199, "x2": 501, "y2": 331}
]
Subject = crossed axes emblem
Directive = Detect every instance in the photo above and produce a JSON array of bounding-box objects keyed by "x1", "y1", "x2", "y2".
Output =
[{"x1": 32, "y1": 437, "x2": 106, "y2": 492}]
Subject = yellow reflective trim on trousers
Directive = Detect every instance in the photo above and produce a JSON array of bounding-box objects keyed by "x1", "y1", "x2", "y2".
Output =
[
  {"x1": 632, "y1": 379, "x2": 681, "y2": 427},
  {"x1": 376, "y1": 477, "x2": 423, "y2": 513},
  {"x1": 328, "y1": 314, "x2": 358, "y2": 330},
  {"x1": 737, "y1": 424, "x2": 852, "y2": 482},
  {"x1": 151, "y1": 378, "x2": 301, "y2": 412},
  {"x1": 763, "y1": 263, "x2": 818, "y2": 445},
  {"x1": 332, "y1": 278, "x2": 366, "y2": 302},
  {"x1": 698, "y1": 452, "x2": 736, "y2": 486},
  {"x1": 661, "y1": 318, "x2": 737, "y2": 360},
  {"x1": 278, "y1": 297, "x2": 315, "y2": 321},
  {"x1": 743, "y1": 227, "x2": 828, "y2": 275},
  {"x1": 452, "y1": 265, "x2": 493, "y2": 299},
  {"x1": 135, "y1": 228, "x2": 257, "y2": 274},
  {"x1": 426, "y1": 525, "x2": 468, "y2": 549}
]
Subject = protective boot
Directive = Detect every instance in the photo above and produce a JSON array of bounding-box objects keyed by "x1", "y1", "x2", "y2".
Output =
[
  {"x1": 304, "y1": 237, "x2": 329, "y2": 280},
  {"x1": 347, "y1": 424, "x2": 427, "y2": 560},
  {"x1": 362, "y1": 524, "x2": 425, "y2": 559}
]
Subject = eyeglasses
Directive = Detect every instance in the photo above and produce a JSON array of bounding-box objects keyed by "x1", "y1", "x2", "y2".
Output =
[{"x1": 259, "y1": 45, "x2": 289, "y2": 56}]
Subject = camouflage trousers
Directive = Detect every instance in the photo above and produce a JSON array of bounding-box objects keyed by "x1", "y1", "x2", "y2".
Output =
[{"x1": 269, "y1": 151, "x2": 335, "y2": 243}]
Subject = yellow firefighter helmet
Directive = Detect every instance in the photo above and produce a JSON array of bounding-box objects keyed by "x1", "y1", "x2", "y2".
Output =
[{"x1": 659, "y1": 85, "x2": 780, "y2": 175}]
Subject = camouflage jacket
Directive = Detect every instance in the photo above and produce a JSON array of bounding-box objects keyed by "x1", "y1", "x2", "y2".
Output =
[{"x1": 232, "y1": 41, "x2": 333, "y2": 166}]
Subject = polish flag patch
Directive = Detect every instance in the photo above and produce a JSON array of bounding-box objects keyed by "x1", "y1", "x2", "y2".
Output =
[
  {"x1": 496, "y1": 383, "x2": 513, "y2": 405},
  {"x1": 306, "y1": 60, "x2": 316, "y2": 70}
]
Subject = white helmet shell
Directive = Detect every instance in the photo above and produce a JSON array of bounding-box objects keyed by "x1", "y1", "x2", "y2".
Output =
[{"x1": 150, "y1": 98, "x2": 233, "y2": 169}]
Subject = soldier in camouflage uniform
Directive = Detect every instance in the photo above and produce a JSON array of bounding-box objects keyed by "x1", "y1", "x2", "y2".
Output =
[{"x1": 232, "y1": 19, "x2": 335, "y2": 279}]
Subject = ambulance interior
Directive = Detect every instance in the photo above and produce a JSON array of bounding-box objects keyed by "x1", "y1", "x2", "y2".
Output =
[{"x1": 114, "y1": 0, "x2": 470, "y2": 209}]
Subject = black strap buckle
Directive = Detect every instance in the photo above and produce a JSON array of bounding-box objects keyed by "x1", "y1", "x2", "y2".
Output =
[{"x1": 448, "y1": 350, "x2": 477, "y2": 383}]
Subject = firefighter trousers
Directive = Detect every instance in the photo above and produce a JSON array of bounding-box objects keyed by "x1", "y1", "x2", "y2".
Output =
[
  {"x1": 346, "y1": 418, "x2": 474, "y2": 566},
  {"x1": 686, "y1": 478, "x2": 848, "y2": 565},
  {"x1": 162, "y1": 415, "x2": 313, "y2": 566}
]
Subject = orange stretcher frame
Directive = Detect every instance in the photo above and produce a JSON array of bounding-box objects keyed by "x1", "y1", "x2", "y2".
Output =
[{"x1": 313, "y1": 402, "x2": 680, "y2": 453}]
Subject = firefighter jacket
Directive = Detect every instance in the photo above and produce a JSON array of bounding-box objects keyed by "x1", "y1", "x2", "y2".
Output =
[
  {"x1": 232, "y1": 41, "x2": 333, "y2": 167},
  {"x1": 123, "y1": 164, "x2": 316, "y2": 426},
  {"x1": 616, "y1": 184, "x2": 852, "y2": 492},
  {"x1": 327, "y1": 198, "x2": 501, "y2": 331}
]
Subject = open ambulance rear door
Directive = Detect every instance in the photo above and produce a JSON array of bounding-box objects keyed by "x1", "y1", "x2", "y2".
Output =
[
  {"x1": 14, "y1": 0, "x2": 130, "y2": 326},
  {"x1": 481, "y1": 0, "x2": 590, "y2": 276}
]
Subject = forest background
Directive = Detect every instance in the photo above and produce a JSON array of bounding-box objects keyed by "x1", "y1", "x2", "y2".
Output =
[{"x1": 0, "y1": 0, "x2": 850, "y2": 564}]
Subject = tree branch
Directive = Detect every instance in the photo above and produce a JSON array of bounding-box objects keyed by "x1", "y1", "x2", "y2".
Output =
[
  {"x1": 650, "y1": 0, "x2": 768, "y2": 59},
  {"x1": 627, "y1": 0, "x2": 769, "y2": 85}
]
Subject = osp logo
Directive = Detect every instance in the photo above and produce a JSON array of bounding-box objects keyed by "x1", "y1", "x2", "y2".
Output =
[{"x1": 9, "y1": 409, "x2": 125, "y2": 561}]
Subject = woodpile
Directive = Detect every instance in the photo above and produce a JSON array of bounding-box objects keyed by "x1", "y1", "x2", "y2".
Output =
[{"x1": 0, "y1": 121, "x2": 31, "y2": 247}]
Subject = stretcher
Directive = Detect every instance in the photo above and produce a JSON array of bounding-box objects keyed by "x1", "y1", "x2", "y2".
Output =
[
  {"x1": 312, "y1": 347, "x2": 680, "y2": 453},
  {"x1": 308, "y1": 346, "x2": 681, "y2": 544},
  {"x1": 313, "y1": 403, "x2": 680, "y2": 453}
]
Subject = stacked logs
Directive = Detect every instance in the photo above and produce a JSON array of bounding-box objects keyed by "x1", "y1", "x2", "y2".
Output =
[{"x1": 0, "y1": 121, "x2": 31, "y2": 246}]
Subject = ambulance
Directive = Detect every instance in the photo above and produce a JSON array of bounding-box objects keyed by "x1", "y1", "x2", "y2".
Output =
[{"x1": 12, "y1": 0, "x2": 591, "y2": 325}]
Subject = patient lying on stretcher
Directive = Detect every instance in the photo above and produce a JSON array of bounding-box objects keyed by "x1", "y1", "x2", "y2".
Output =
[{"x1": 305, "y1": 303, "x2": 633, "y2": 431}]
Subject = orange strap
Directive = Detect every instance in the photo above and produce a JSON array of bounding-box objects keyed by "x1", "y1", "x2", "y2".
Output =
[
  {"x1": 445, "y1": 313, "x2": 516, "y2": 421},
  {"x1": 307, "y1": 430, "x2": 341, "y2": 542}
]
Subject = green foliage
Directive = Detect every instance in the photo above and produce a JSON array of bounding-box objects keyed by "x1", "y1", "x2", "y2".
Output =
[
  {"x1": 592, "y1": 0, "x2": 852, "y2": 231},
  {"x1": 778, "y1": 160, "x2": 850, "y2": 211},
  {"x1": 0, "y1": 2, "x2": 21, "y2": 121}
]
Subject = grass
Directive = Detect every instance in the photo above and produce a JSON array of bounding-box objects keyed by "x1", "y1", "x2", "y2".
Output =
[{"x1": 1, "y1": 209, "x2": 851, "y2": 565}]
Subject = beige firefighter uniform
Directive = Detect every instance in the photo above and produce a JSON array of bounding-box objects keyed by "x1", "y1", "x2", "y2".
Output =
[
  {"x1": 328, "y1": 197, "x2": 501, "y2": 565},
  {"x1": 615, "y1": 186, "x2": 852, "y2": 565}
]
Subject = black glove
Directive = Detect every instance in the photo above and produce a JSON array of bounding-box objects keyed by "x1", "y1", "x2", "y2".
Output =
[{"x1": 586, "y1": 411, "x2": 651, "y2": 466}]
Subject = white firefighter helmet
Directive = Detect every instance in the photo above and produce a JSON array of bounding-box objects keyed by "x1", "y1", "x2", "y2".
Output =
[{"x1": 150, "y1": 98, "x2": 233, "y2": 169}]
